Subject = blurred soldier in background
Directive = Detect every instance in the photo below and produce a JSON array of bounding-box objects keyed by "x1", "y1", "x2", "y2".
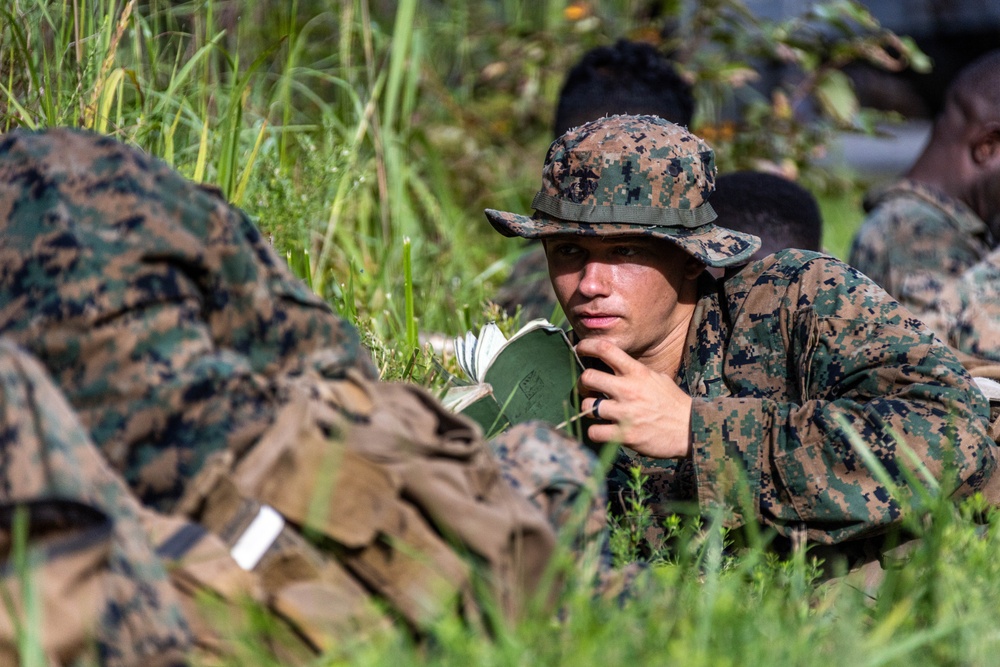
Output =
[
  {"x1": 0, "y1": 127, "x2": 622, "y2": 665},
  {"x1": 704, "y1": 170, "x2": 824, "y2": 279},
  {"x1": 849, "y1": 49, "x2": 1000, "y2": 354}
]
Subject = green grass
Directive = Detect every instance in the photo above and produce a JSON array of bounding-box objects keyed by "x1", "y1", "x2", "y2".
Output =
[
  {"x1": 819, "y1": 186, "x2": 866, "y2": 262},
  {"x1": 3, "y1": 1, "x2": 998, "y2": 665}
]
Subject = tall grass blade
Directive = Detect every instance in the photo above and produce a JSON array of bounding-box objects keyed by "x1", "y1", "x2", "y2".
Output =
[
  {"x1": 403, "y1": 236, "x2": 418, "y2": 352},
  {"x1": 194, "y1": 120, "x2": 210, "y2": 183},
  {"x1": 232, "y1": 120, "x2": 269, "y2": 207},
  {"x1": 94, "y1": 67, "x2": 126, "y2": 134},
  {"x1": 12, "y1": 506, "x2": 43, "y2": 667}
]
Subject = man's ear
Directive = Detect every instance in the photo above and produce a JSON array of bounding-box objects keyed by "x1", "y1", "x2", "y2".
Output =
[
  {"x1": 971, "y1": 122, "x2": 1000, "y2": 165},
  {"x1": 685, "y1": 256, "x2": 706, "y2": 280}
]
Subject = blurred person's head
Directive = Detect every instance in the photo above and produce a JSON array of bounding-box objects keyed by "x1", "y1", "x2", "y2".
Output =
[
  {"x1": 908, "y1": 49, "x2": 1000, "y2": 235},
  {"x1": 707, "y1": 170, "x2": 823, "y2": 278},
  {"x1": 553, "y1": 39, "x2": 694, "y2": 138}
]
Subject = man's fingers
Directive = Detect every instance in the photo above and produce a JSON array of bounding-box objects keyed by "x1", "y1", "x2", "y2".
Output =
[
  {"x1": 586, "y1": 421, "x2": 628, "y2": 445},
  {"x1": 575, "y1": 338, "x2": 642, "y2": 376},
  {"x1": 587, "y1": 396, "x2": 612, "y2": 421},
  {"x1": 576, "y1": 339, "x2": 649, "y2": 398}
]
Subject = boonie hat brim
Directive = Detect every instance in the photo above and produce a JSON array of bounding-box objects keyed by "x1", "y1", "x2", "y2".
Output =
[{"x1": 485, "y1": 207, "x2": 761, "y2": 269}]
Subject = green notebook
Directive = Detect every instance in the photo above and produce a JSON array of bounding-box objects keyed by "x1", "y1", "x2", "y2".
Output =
[{"x1": 441, "y1": 319, "x2": 584, "y2": 436}]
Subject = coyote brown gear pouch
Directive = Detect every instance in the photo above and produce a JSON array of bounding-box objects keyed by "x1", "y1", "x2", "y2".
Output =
[
  {"x1": 0, "y1": 499, "x2": 113, "y2": 666},
  {"x1": 176, "y1": 369, "x2": 557, "y2": 639}
]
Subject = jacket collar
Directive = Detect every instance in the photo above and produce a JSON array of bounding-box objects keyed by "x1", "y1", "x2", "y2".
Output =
[{"x1": 677, "y1": 272, "x2": 731, "y2": 399}]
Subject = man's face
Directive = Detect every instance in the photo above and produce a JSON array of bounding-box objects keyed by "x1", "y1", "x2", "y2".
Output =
[{"x1": 543, "y1": 235, "x2": 701, "y2": 362}]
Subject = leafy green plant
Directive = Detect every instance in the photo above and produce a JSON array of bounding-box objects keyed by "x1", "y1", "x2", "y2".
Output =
[
  {"x1": 609, "y1": 465, "x2": 657, "y2": 565},
  {"x1": 664, "y1": 0, "x2": 931, "y2": 194}
]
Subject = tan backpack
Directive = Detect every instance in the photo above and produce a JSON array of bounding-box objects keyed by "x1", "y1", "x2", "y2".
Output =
[{"x1": 160, "y1": 368, "x2": 559, "y2": 657}]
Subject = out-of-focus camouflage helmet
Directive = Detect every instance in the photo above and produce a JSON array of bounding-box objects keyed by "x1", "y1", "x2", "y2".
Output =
[{"x1": 485, "y1": 114, "x2": 760, "y2": 268}]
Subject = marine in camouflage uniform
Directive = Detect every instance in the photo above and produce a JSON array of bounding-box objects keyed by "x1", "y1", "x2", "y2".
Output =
[
  {"x1": 0, "y1": 127, "x2": 612, "y2": 655},
  {"x1": 618, "y1": 247, "x2": 995, "y2": 546},
  {"x1": 486, "y1": 114, "x2": 997, "y2": 560},
  {"x1": 494, "y1": 39, "x2": 696, "y2": 325},
  {"x1": 848, "y1": 179, "x2": 993, "y2": 345},
  {"x1": 847, "y1": 50, "x2": 1000, "y2": 362}
]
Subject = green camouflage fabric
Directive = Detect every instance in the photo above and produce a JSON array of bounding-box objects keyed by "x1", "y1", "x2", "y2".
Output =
[
  {"x1": 941, "y1": 246, "x2": 1000, "y2": 362},
  {"x1": 485, "y1": 115, "x2": 760, "y2": 268},
  {"x1": 0, "y1": 339, "x2": 191, "y2": 666},
  {"x1": 491, "y1": 421, "x2": 645, "y2": 599},
  {"x1": 848, "y1": 179, "x2": 994, "y2": 342},
  {"x1": 0, "y1": 127, "x2": 376, "y2": 511},
  {"x1": 608, "y1": 249, "x2": 997, "y2": 547},
  {"x1": 491, "y1": 421, "x2": 605, "y2": 541}
]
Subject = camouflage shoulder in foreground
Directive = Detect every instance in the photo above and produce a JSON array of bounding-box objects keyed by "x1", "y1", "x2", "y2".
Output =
[{"x1": 0, "y1": 127, "x2": 373, "y2": 509}]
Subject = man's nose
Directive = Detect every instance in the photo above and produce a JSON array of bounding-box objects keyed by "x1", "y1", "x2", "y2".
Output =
[{"x1": 578, "y1": 260, "x2": 612, "y2": 297}]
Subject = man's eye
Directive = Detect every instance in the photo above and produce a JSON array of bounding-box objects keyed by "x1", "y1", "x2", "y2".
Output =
[
  {"x1": 615, "y1": 245, "x2": 641, "y2": 257},
  {"x1": 554, "y1": 244, "x2": 581, "y2": 256}
]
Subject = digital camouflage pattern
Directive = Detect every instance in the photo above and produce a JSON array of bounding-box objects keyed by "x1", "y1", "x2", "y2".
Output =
[
  {"x1": 491, "y1": 421, "x2": 644, "y2": 599},
  {"x1": 0, "y1": 340, "x2": 191, "y2": 666},
  {"x1": 0, "y1": 127, "x2": 377, "y2": 511},
  {"x1": 485, "y1": 115, "x2": 760, "y2": 268},
  {"x1": 491, "y1": 421, "x2": 606, "y2": 542},
  {"x1": 848, "y1": 179, "x2": 994, "y2": 343},
  {"x1": 943, "y1": 246, "x2": 1000, "y2": 362},
  {"x1": 607, "y1": 249, "x2": 997, "y2": 546}
]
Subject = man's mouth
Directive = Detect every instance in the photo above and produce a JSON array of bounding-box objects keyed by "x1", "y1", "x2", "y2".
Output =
[{"x1": 574, "y1": 312, "x2": 620, "y2": 330}]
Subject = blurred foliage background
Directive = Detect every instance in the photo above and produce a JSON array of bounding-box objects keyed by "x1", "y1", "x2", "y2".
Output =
[{"x1": 0, "y1": 0, "x2": 931, "y2": 372}]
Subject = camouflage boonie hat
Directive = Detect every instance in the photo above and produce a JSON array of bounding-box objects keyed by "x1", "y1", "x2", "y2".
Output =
[{"x1": 485, "y1": 114, "x2": 761, "y2": 268}]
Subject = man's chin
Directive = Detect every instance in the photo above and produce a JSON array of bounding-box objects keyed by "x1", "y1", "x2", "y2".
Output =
[{"x1": 572, "y1": 328, "x2": 627, "y2": 349}]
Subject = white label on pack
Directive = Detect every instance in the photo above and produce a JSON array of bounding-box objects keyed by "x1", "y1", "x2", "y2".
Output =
[{"x1": 230, "y1": 504, "x2": 285, "y2": 571}]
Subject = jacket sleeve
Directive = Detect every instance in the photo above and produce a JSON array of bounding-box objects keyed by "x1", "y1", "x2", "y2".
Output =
[{"x1": 689, "y1": 255, "x2": 997, "y2": 544}]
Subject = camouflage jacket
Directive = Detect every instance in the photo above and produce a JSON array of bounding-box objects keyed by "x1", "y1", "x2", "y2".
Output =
[
  {"x1": 610, "y1": 249, "x2": 996, "y2": 546},
  {"x1": 848, "y1": 179, "x2": 993, "y2": 341},
  {"x1": 0, "y1": 127, "x2": 376, "y2": 510}
]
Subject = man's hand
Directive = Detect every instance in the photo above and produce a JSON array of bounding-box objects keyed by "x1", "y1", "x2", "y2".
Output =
[{"x1": 575, "y1": 338, "x2": 692, "y2": 459}]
